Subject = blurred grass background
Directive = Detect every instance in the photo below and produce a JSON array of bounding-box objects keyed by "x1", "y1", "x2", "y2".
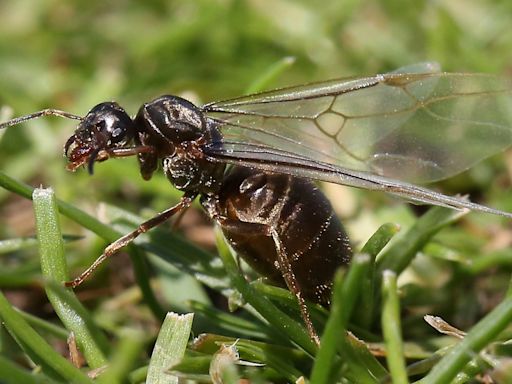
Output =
[{"x1": 1, "y1": 0, "x2": 512, "y2": 382}]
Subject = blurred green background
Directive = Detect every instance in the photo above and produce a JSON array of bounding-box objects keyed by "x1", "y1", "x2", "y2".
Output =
[
  {"x1": 1, "y1": 0, "x2": 512, "y2": 370},
  {"x1": 2, "y1": 0, "x2": 511, "y2": 110},
  {"x1": 2, "y1": 0, "x2": 512, "y2": 230}
]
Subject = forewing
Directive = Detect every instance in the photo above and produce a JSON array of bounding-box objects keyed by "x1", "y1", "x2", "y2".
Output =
[{"x1": 203, "y1": 65, "x2": 512, "y2": 183}]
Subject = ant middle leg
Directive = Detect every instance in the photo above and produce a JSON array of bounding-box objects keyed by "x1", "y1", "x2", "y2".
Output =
[{"x1": 65, "y1": 192, "x2": 197, "y2": 288}]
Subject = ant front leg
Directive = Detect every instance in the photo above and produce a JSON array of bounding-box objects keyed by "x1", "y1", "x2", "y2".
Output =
[
  {"x1": 216, "y1": 217, "x2": 321, "y2": 346},
  {"x1": 65, "y1": 192, "x2": 197, "y2": 288},
  {"x1": 104, "y1": 146, "x2": 156, "y2": 158}
]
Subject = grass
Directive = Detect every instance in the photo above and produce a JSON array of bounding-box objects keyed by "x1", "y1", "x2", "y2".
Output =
[{"x1": 1, "y1": 0, "x2": 512, "y2": 382}]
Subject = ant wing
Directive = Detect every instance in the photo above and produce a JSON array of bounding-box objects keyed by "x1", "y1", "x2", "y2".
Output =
[{"x1": 202, "y1": 63, "x2": 512, "y2": 217}]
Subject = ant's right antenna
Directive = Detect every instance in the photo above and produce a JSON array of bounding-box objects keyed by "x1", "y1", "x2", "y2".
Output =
[{"x1": 0, "y1": 108, "x2": 83, "y2": 130}]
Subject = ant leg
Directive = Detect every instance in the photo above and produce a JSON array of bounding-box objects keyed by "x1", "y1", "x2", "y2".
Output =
[
  {"x1": 103, "y1": 146, "x2": 155, "y2": 158},
  {"x1": 171, "y1": 207, "x2": 188, "y2": 231},
  {"x1": 214, "y1": 217, "x2": 268, "y2": 277},
  {"x1": 65, "y1": 193, "x2": 197, "y2": 288},
  {"x1": 269, "y1": 228, "x2": 320, "y2": 346},
  {"x1": 217, "y1": 217, "x2": 320, "y2": 345}
]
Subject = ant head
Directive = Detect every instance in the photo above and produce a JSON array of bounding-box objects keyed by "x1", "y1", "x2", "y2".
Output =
[{"x1": 65, "y1": 102, "x2": 134, "y2": 172}]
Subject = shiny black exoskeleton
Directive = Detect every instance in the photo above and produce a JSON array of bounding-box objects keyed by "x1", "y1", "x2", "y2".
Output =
[
  {"x1": 202, "y1": 167, "x2": 351, "y2": 305},
  {"x1": 48, "y1": 95, "x2": 353, "y2": 342},
  {"x1": 4, "y1": 64, "x2": 512, "y2": 344}
]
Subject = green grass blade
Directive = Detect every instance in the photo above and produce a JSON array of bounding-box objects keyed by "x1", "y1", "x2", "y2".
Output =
[
  {"x1": 0, "y1": 170, "x2": 33, "y2": 200},
  {"x1": 311, "y1": 254, "x2": 385, "y2": 384},
  {"x1": 418, "y1": 295, "x2": 512, "y2": 384},
  {"x1": 357, "y1": 223, "x2": 401, "y2": 328},
  {"x1": 214, "y1": 227, "x2": 317, "y2": 355},
  {"x1": 340, "y1": 334, "x2": 389, "y2": 383},
  {"x1": 0, "y1": 259, "x2": 40, "y2": 287},
  {"x1": 0, "y1": 291, "x2": 93, "y2": 383},
  {"x1": 381, "y1": 270, "x2": 409, "y2": 384},
  {"x1": 190, "y1": 334, "x2": 305, "y2": 382},
  {"x1": 372, "y1": 206, "x2": 466, "y2": 324},
  {"x1": 97, "y1": 330, "x2": 146, "y2": 384},
  {"x1": 310, "y1": 269, "x2": 346, "y2": 384},
  {"x1": 0, "y1": 355, "x2": 59, "y2": 384},
  {"x1": 0, "y1": 237, "x2": 38, "y2": 253},
  {"x1": 245, "y1": 56, "x2": 296, "y2": 94},
  {"x1": 18, "y1": 309, "x2": 69, "y2": 340},
  {"x1": 147, "y1": 312, "x2": 194, "y2": 384},
  {"x1": 32, "y1": 188, "x2": 109, "y2": 368},
  {"x1": 128, "y1": 366, "x2": 149, "y2": 384},
  {"x1": 376, "y1": 206, "x2": 466, "y2": 275},
  {"x1": 188, "y1": 300, "x2": 272, "y2": 339},
  {"x1": 0, "y1": 171, "x2": 165, "y2": 319}
]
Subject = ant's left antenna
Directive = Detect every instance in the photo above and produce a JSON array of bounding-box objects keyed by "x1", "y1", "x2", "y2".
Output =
[{"x1": 0, "y1": 108, "x2": 83, "y2": 130}]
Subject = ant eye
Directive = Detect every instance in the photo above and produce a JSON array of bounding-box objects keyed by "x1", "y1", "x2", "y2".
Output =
[
  {"x1": 112, "y1": 127, "x2": 122, "y2": 137},
  {"x1": 109, "y1": 126, "x2": 125, "y2": 144}
]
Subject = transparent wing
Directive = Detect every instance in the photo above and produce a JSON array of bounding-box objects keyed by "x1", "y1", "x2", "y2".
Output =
[{"x1": 203, "y1": 63, "x2": 512, "y2": 184}]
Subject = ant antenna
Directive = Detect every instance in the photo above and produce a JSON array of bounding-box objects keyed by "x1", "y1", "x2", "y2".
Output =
[{"x1": 0, "y1": 108, "x2": 83, "y2": 130}]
